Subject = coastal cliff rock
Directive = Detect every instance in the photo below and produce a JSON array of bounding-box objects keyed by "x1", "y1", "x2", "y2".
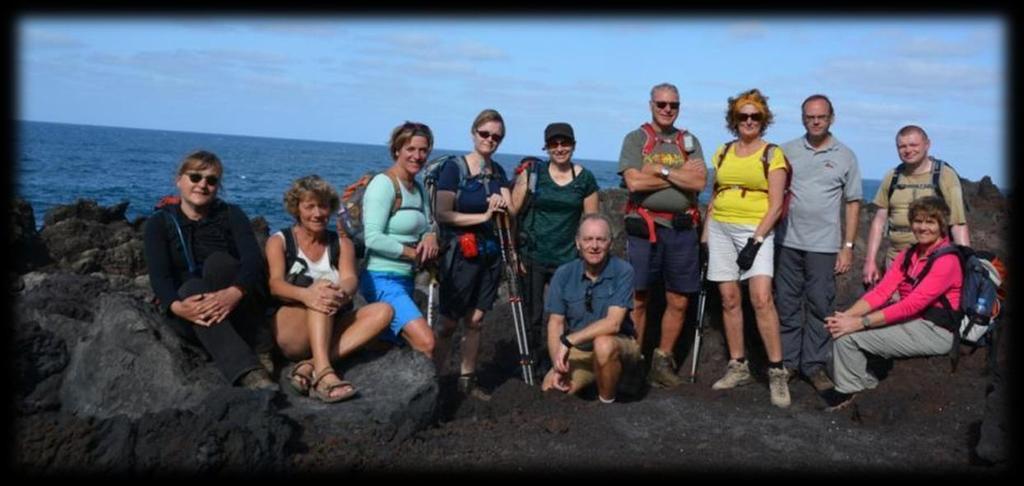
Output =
[{"x1": 10, "y1": 174, "x2": 1009, "y2": 472}]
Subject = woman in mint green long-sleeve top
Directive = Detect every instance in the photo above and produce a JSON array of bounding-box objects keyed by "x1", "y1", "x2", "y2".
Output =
[{"x1": 357, "y1": 122, "x2": 440, "y2": 357}]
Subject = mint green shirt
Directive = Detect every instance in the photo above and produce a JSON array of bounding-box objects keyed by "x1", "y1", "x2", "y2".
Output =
[{"x1": 362, "y1": 173, "x2": 431, "y2": 276}]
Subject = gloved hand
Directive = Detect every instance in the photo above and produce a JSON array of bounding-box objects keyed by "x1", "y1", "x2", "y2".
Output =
[{"x1": 736, "y1": 237, "x2": 762, "y2": 272}]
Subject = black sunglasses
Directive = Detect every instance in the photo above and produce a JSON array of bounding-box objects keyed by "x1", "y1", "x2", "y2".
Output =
[
  {"x1": 476, "y1": 130, "x2": 503, "y2": 142},
  {"x1": 585, "y1": 286, "x2": 594, "y2": 313},
  {"x1": 736, "y1": 112, "x2": 764, "y2": 122},
  {"x1": 653, "y1": 101, "x2": 680, "y2": 110},
  {"x1": 186, "y1": 172, "x2": 220, "y2": 186}
]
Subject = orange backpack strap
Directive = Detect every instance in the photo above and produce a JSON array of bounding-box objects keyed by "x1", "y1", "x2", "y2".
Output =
[{"x1": 641, "y1": 123, "x2": 689, "y2": 162}]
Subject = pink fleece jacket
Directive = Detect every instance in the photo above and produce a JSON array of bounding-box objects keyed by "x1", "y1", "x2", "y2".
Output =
[{"x1": 863, "y1": 237, "x2": 962, "y2": 325}]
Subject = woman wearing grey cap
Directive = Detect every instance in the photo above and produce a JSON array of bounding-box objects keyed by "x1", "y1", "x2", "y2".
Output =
[{"x1": 510, "y1": 122, "x2": 600, "y2": 379}]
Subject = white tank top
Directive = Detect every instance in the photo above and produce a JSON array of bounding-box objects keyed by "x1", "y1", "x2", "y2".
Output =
[{"x1": 272, "y1": 231, "x2": 340, "y2": 284}]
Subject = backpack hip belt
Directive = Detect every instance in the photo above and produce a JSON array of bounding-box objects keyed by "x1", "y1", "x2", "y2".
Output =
[{"x1": 624, "y1": 200, "x2": 699, "y2": 243}]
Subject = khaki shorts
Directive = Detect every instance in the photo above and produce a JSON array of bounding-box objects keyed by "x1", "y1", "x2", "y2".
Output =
[{"x1": 566, "y1": 335, "x2": 642, "y2": 390}]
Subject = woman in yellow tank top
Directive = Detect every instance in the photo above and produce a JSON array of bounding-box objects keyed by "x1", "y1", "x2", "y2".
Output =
[{"x1": 700, "y1": 88, "x2": 791, "y2": 408}]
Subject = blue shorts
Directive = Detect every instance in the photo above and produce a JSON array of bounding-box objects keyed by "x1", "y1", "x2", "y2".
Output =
[
  {"x1": 359, "y1": 271, "x2": 423, "y2": 345},
  {"x1": 626, "y1": 225, "x2": 700, "y2": 294}
]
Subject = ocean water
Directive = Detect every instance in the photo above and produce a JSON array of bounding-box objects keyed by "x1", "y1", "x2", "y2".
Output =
[{"x1": 16, "y1": 121, "x2": 881, "y2": 232}]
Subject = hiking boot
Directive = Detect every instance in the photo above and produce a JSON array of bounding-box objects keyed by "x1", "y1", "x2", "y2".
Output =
[
  {"x1": 768, "y1": 367, "x2": 792, "y2": 408},
  {"x1": 257, "y1": 351, "x2": 275, "y2": 375},
  {"x1": 238, "y1": 368, "x2": 279, "y2": 392},
  {"x1": 457, "y1": 374, "x2": 492, "y2": 402},
  {"x1": 807, "y1": 368, "x2": 835, "y2": 392},
  {"x1": 648, "y1": 349, "x2": 685, "y2": 388},
  {"x1": 711, "y1": 359, "x2": 753, "y2": 390},
  {"x1": 822, "y1": 390, "x2": 856, "y2": 412}
]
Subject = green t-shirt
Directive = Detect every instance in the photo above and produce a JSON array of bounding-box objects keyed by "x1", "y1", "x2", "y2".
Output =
[{"x1": 520, "y1": 162, "x2": 599, "y2": 266}]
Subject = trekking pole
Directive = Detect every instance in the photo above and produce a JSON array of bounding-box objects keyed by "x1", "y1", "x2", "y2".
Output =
[
  {"x1": 426, "y1": 263, "x2": 439, "y2": 328},
  {"x1": 689, "y1": 244, "x2": 710, "y2": 383},
  {"x1": 495, "y1": 212, "x2": 535, "y2": 385}
]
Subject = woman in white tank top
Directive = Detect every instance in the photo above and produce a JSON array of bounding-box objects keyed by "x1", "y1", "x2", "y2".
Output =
[{"x1": 264, "y1": 175, "x2": 393, "y2": 403}]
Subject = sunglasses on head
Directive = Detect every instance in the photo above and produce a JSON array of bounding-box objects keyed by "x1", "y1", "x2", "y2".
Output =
[
  {"x1": 653, "y1": 101, "x2": 680, "y2": 110},
  {"x1": 736, "y1": 112, "x2": 764, "y2": 122},
  {"x1": 186, "y1": 172, "x2": 220, "y2": 186},
  {"x1": 476, "y1": 130, "x2": 503, "y2": 142}
]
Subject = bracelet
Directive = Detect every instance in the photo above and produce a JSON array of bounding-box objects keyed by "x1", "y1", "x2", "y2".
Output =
[
  {"x1": 861, "y1": 316, "x2": 871, "y2": 330},
  {"x1": 560, "y1": 334, "x2": 574, "y2": 349}
]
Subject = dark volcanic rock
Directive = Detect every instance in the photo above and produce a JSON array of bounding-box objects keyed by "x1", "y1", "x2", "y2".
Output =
[
  {"x1": 43, "y1": 198, "x2": 130, "y2": 227},
  {"x1": 9, "y1": 197, "x2": 51, "y2": 273},
  {"x1": 59, "y1": 293, "x2": 222, "y2": 419},
  {"x1": 15, "y1": 389, "x2": 295, "y2": 474}
]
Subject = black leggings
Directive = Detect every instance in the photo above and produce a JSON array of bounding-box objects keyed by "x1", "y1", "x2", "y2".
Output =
[{"x1": 163, "y1": 251, "x2": 265, "y2": 384}]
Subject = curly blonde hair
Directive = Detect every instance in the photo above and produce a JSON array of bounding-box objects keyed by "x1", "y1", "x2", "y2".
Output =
[
  {"x1": 725, "y1": 88, "x2": 774, "y2": 137},
  {"x1": 283, "y1": 175, "x2": 339, "y2": 221}
]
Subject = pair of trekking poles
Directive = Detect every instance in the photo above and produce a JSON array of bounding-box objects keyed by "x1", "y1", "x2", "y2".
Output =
[{"x1": 422, "y1": 212, "x2": 534, "y2": 386}]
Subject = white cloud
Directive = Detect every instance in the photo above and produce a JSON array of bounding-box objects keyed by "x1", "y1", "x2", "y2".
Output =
[{"x1": 817, "y1": 57, "x2": 997, "y2": 97}]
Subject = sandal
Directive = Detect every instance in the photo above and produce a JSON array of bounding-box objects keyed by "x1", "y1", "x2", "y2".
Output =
[
  {"x1": 288, "y1": 360, "x2": 315, "y2": 395},
  {"x1": 310, "y1": 367, "x2": 357, "y2": 403}
]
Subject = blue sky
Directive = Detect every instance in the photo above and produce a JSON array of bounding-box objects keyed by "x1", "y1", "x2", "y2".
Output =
[{"x1": 18, "y1": 15, "x2": 1008, "y2": 187}]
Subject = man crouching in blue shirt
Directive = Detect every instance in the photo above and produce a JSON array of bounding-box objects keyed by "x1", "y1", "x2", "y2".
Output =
[{"x1": 541, "y1": 213, "x2": 641, "y2": 403}]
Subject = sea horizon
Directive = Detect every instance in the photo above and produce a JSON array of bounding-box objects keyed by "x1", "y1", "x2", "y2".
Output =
[{"x1": 19, "y1": 119, "x2": 992, "y2": 233}]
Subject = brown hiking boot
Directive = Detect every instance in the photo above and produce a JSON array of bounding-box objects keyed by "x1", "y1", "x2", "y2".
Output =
[
  {"x1": 647, "y1": 349, "x2": 684, "y2": 388},
  {"x1": 238, "y1": 368, "x2": 279, "y2": 392},
  {"x1": 808, "y1": 368, "x2": 835, "y2": 392},
  {"x1": 457, "y1": 374, "x2": 492, "y2": 401}
]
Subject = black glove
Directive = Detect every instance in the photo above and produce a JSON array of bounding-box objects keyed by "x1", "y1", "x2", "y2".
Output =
[{"x1": 736, "y1": 237, "x2": 762, "y2": 272}]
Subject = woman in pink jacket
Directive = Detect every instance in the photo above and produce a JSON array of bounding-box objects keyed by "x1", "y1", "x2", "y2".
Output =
[{"x1": 823, "y1": 195, "x2": 962, "y2": 411}]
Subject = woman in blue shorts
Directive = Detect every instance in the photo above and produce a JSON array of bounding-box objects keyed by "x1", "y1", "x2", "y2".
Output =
[
  {"x1": 434, "y1": 109, "x2": 512, "y2": 400},
  {"x1": 358, "y1": 122, "x2": 440, "y2": 357}
]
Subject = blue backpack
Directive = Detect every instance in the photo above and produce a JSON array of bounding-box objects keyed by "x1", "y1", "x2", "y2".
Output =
[{"x1": 904, "y1": 244, "x2": 1007, "y2": 371}]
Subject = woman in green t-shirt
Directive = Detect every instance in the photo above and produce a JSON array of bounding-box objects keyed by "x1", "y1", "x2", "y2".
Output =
[{"x1": 509, "y1": 122, "x2": 599, "y2": 378}]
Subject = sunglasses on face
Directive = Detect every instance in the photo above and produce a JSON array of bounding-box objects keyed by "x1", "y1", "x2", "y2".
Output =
[
  {"x1": 546, "y1": 139, "x2": 574, "y2": 149},
  {"x1": 476, "y1": 130, "x2": 503, "y2": 142},
  {"x1": 186, "y1": 172, "x2": 220, "y2": 186},
  {"x1": 653, "y1": 101, "x2": 681, "y2": 111},
  {"x1": 736, "y1": 113, "x2": 764, "y2": 122}
]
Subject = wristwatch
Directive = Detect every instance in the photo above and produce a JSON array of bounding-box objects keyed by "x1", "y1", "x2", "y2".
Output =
[
  {"x1": 844, "y1": 241, "x2": 855, "y2": 249},
  {"x1": 861, "y1": 316, "x2": 871, "y2": 330},
  {"x1": 560, "y1": 334, "x2": 574, "y2": 349},
  {"x1": 659, "y1": 166, "x2": 670, "y2": 179}
]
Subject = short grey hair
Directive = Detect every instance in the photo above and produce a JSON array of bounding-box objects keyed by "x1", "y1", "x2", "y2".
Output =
[
  {"x1": 576, "y1": 213, "x2": 613, "y2": 239},
  {"x1": 650, "y1": 82, "x2": 679, "y2": 100}
]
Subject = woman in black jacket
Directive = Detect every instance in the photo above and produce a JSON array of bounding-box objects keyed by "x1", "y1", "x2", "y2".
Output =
[{"x1": 143, "y1": 150, "x2": 277, "y2": 390}]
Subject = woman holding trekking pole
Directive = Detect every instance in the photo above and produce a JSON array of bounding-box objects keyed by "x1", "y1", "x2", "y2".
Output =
[
  {"x1": 509, "y1": 122, "x2": 599, "y2": 380},
  {"x1": 433, "y1": 108, "x2": 512, "y2": 401}
]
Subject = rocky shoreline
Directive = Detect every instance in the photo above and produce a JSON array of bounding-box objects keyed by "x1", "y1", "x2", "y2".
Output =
[{"x1": 10, "y1": 176, "x2": 1010, "y2": 474}]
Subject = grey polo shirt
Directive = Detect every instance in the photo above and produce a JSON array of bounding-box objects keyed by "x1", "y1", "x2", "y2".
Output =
[
  {"x1": 776, "y1": 135, "x2": 862, "y2": 253},
  {"x1": 545, "y1": 256, "x2": 636, "y2": 351}
]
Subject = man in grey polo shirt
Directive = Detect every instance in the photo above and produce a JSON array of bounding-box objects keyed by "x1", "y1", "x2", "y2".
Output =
[
  {"x1": 775, "y1": 94, "x2": 862, "y2": 392},
  {"x1": 541, "y1": 213, "x2": 642, "y2": 403}
]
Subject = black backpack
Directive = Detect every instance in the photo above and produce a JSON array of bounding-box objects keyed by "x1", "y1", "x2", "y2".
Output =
[
  {"x1": 279, "y1": 227, "x2": 339, "y2": 288},
  {"x1": 885, "y1": 158, "x2": 969, "y2": 212}
]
